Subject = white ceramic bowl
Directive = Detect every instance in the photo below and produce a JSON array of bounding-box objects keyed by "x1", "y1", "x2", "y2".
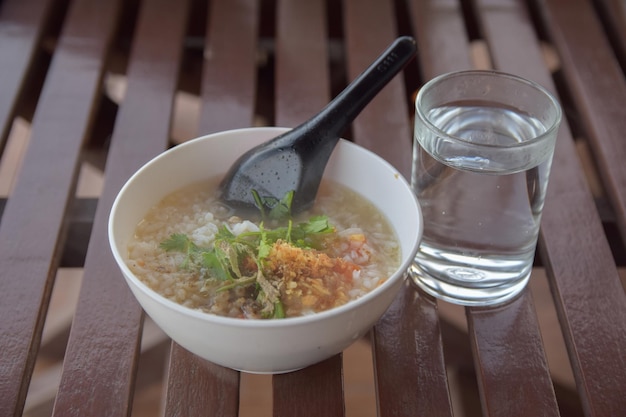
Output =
[{"x1": 108, "y1": 127, "x2": 422, "y2": 373}]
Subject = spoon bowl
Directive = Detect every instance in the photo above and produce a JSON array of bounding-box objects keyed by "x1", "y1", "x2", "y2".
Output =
[{"x1": 218, "y1": 36, "x2": 417, "y2": 214}]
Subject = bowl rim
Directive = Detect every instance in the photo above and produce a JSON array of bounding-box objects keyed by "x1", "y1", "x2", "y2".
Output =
[{"x1": 108, "y1": 126, "x2": 423, "y2": 329}]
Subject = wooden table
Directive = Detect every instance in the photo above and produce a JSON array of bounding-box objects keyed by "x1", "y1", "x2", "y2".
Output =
[{"x1": 1, "y1": 0, "x2": 625, "y2": 416}]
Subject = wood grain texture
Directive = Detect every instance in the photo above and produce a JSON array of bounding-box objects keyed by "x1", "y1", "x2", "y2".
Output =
[
  {"x1": 342, "y1": 0, "x2": 413, "y2": 178},
  {"x1": 467, "y1": 292, "x2": 560, "y2": 417},
  {"x1": 52, "y1": 0, "x2": 190, "y2": 415},
  {"x1": 408, "y1": 0, "x2": 474, "y2": 77},
  {"x1": 373, "y1": 282, "x2": 454, "y2": 417},
  {"x1": 540, "y1": 0, "x2": 626, "y2": 240},
  {"x1": 594, "y1": 0, "x2": 626, "y2": 74},
  {"x1": 164, "y1": 346, "x2": 240, "y2": 417},
  {"x1": 275, "y1": 0, "x2": 330, "y2": 128},
  {"x1": 199, "y1": 0, "x2": 260, "y2": 134},
  {"x1": 530, "y1": 1, "x2": 626, "y2": 415},
  {"x1": 477, "y1": 0, "x2": 626, "y2": 415},
  {"x1": 273, "y1": 355, "x2": 345, "y2": 417},
  {"x1": 0, "y1": 0, "x2": 123, "y2": 415}
]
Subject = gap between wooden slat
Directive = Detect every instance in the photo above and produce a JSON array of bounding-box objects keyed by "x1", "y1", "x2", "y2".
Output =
[
  {"x1": 0, "y1": 0, "x2": 57, "y2": 145},
  {"x1": 0, "y1": 117, "x2": 30, "y2": 196}
]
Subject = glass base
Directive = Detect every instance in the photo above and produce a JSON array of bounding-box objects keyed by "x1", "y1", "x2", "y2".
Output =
[{"x1": 409, "y1": 261, "x2": 529, "y2": 307}]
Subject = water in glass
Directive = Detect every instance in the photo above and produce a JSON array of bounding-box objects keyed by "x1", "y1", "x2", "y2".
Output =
[{"x1": 410, "y1": 103, "x2": 554, "y2": 305}]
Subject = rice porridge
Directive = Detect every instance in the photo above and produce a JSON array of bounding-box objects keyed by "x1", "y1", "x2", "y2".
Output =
[{"x1": 126, "y1": 178, "x2": 400, "y2": 319}]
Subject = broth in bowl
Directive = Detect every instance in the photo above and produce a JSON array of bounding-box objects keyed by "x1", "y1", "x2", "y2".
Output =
[{"x1": 127, "y1": 177, "x2": 401, "y2": 319}]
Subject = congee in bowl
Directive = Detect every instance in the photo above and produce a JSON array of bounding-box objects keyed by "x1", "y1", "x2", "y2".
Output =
[
  {"x1": 127, "y1": 178, "x2": 401, "y2": 319},
  {"x1": 109, "y1": 127, "x2": 422, "y2": 373}
]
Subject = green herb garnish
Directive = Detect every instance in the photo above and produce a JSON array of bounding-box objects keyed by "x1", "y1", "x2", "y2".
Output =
[
  {"x1": 251, "y1": 189, "x2": 295, "y2": 221},
  {"x1": 160, "y1": 191, "x2": 334, "y2": 318},
  {"x1": 160, "y1": 233, "x2": 199, "y2": 270}
]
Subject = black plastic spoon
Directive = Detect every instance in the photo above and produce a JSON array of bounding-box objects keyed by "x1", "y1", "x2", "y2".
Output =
[{"x1": 218, "y1": 36, "x2": 417, "y2": 215}]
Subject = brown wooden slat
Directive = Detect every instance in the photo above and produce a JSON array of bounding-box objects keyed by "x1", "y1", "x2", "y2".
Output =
[
  {"x1": 164, "y1": 349, "x2": 239, "y2": 416},
  {"x1": 0, "y1": 196, "x2": 96, "y2": 267},
  {"x1": 475, "y1": 0, "x2": 626, "y2": 415},
  {"x1": 404, "y1": 0, "x2": 474, "y2": 414},
  {"x1": 372, "y1": 282, "x2": 454, "y2": 417},
  {"x1": 527, "y1": 1, "x2": 626, "y2": 415},
  {"x1": 540, "y1": 134, "x2": 626, "y2": 415},
  {"x1": 464, "y1": 2, "x2": 562, "y2": 415},
  {"x1": 51, "y1": 0, "x2": 189, "y2": 415},
  {"x1": 275, "y1": 0, "x2": 330, "y2": 127},
  {"x1": 467, "y1": 292, "x2": 560, "y2": 417},
  {"x1": 475, "y1": 0, "x2": 541, "y2": 72},
  {"x1": 540, "y1": 0, "x2": 626, "y2": 240},
  {"x1": 408, "y1": 0, "x2": 474, "y2": 78},
  {"x1": 164, "y1": 346, "x2": 240, "y2": 416},
  {"x1": 595, "y1": 0, "x2": 626, "y2": 70},
  {"x1": 0, "y1": 0, "x2": 56, "y2": 146},
  {"x1": 0, "y1": 0, "x2": 122, "y2": 415},
  {"x1": 370, "y1": 2, "x2": 471, "y2": 416},
  {"x1": 198, "y1": 0, "x2": 260, "y2": 134},
  {"x1": 342, "y1": 0, "x2": 413, "y2": 179},
  {"x1": 165, "y1": 350, "x2": 240, "y2": 417},
  {"x1": 273, "y1": 355, "x2": 345, "y2": 417}
]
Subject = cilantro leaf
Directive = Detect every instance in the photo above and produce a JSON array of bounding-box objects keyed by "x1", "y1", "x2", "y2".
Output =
[
  {"x1": 160, "y1": 233, "x2": 195, "y2": 252},
  {"x1": 160, "y1": 233, "x2": 199, "y2": 269},
  {"x1": 257, "y1": 227, "x2": 271, "y2": 260},
  {"x1": 303, "y1": 215, "x2": 332, "y2": 233},
  {"x1": 202, "y1": 251, "x2": 229, "y2": 281},
  {"x1": 251, "y1": 189, "x2": 295, "y2": 222},
  {"x1": 268, "y1": 190, "x2": 294, "y2": 221},
  {"x1": 216, "y1": 225, "x2": 235, "y2": 240}
]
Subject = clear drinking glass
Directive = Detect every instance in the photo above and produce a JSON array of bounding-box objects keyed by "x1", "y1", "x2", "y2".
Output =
[{"x1": 410, "y1": 70, "x2": 562, "y2": 306}]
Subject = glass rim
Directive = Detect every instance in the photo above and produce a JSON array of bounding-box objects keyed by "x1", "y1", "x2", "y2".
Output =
[{"x1": 415, "y1": 70, "x2": 563, "y2": 149}]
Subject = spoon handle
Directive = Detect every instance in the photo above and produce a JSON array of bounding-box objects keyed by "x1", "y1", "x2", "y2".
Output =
[{"x1": 276, "y1": 36, "x2": 417, "y2": 152}]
